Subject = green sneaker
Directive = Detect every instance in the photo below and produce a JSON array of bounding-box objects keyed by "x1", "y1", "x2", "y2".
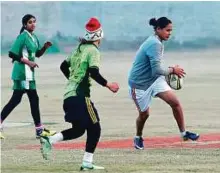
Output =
[
  {"x1": 36, "y1": 128, "x2": 56, "y2": 139},
  {"x1": 40, "y1": 136, "x2": 52, "y2": 160},
  {"x1": 80, "y1": 162, "x2": 105, "y2": 171}
]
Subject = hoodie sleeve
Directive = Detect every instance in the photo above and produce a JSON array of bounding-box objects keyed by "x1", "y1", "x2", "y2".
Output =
[{"x1": 147, "y1": 42, "x2": 172, "y2": 76}]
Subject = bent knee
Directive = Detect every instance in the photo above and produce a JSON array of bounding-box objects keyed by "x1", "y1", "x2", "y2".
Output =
[
  {"x1": 76, "y1": 128, "x2": 85, "y2": 137},
  {"x1": 168, "y1": 99, "x2": 181, "y2": 108},
  {"x1": 139, "y1": 110, "x2": 149, "y2": 120}
]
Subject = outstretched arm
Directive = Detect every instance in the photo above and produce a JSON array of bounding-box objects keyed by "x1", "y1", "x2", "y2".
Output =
[
  {"x1": 89, "y1": 67, "x2": 119, "y2": 93},
  {"x1": 89, "y1": 67, "x2": 107, "y2": 86},
  {"x1": 148, "y1": 43, "x2": 185, "y2": 77},
  {"x1": 36, "y1": 42, "x2": 52, "y2": 57},
  {"x1": 87, "y1": 48, "x2": 119, "y2": 92},
  {"x1": 148, "y1": 43, "x2": 173, "y2": 76}
]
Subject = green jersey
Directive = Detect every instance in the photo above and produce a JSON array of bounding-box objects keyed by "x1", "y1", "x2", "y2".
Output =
[
  {"x1": 64, "y1": 44, "x2": 100, "y2": 99},
  {"x1": 10, "y1": 30, "x2": 40, "y2": 81}
]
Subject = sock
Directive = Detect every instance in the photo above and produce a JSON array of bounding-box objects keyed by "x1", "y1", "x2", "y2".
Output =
[
  {"x1": 49, "y1": 132, "x2": 63, "y2": 144},
  {"x1": 35, "y1": 124, "x2": 43, "y2": 131},
  {"x1": 180, "y1": 131, "x2": 186, "y2": 137},
  {"x1": 135, "y1": 136, "x2": 141, "y2": 139},
  {"x1": 83, "y1": 152, "x2": 94, "y2": 164}
]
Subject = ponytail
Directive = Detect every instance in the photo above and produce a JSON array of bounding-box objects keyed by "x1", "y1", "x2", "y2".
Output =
[
  {"x1": 77, "y1": 37, "x2": 94, "y2": 53},
  {"x1": 19, "y1": 26, "x2": 25, "y2": 34}
]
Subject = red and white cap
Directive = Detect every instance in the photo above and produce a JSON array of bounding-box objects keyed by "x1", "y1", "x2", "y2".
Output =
[{"x1": 84, "y1": 17, "x2": 104, "y2": 41}]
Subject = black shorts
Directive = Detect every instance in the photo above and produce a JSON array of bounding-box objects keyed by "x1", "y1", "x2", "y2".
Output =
[{"x1": 63, "y1": 96, "x2": 100, "y2": 127}]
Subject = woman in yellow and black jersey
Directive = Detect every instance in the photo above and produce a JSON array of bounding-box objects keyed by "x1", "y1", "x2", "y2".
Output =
[{"x1": 40, "y1": 17, "x2": 119, "y2": 170}]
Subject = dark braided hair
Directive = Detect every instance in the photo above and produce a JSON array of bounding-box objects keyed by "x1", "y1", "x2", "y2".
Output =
[{"x1": 149, "y1": 17, "x2": 172, "y2": 30}]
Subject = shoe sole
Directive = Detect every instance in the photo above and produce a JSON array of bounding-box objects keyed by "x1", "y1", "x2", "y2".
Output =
[
  {"x1": 40, "y1": 137, "x2": 51, "y2": 160},
  {"x1": 183, "y1": 134, "x2": 200, "y2": 141},
  {"x1": 134, "y1": 141, "x2": 144, "y2": 150},
  {"x1": 134, "y1": 145, "x2": 144, "y2": 150},
  {"x1": 80, "y1": 167, "x2": 105, "y2": 171}
]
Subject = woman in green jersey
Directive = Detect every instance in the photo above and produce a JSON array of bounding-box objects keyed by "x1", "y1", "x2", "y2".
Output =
[{"x1": 1, "y1": 14, "x2": 56, "y2": 139}]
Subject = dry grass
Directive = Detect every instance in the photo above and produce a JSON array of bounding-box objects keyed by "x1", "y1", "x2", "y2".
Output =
[{"x1": 1, "y1": 50, "x2": 220, "y2": 173}]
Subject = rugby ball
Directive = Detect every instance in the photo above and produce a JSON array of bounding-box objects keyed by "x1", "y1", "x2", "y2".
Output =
[{"x1": 166, "y1": 74, "x2": 183, "y2": 90}]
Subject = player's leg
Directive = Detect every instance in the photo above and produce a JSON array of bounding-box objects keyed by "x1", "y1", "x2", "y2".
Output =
[
  {"x1": 136, "y1": 108, "x2": 150, "y2": 138},
  {"x1": 156, "y1": 90, "x2": 199, "y2": 141},
  {"x1": 40, "y1": 121, "x2": 86, "y2": 160},
  {"x1": 1, "y1": 89, "x2": 24, "y2": 139},
  {"x1": 157, "y1": 90, "x2": 185, "y2": 132},
  {"x1": 40, "y1": 96, "x2": 87, "y2": 160},
  {"x1": 134, "y1": 108, "x2": 150, "y2": 149},
  {"x1": 26, "y1": 89, "x2": 56, "y2": 138},
  {"x1": 1, "y1": 90, "x2": 24, "y2": 123},
  {"x1": 129, "y1": 87, "x2": 152, "y2": 150},
  {"x1": 80, "y1": 98, "x2": 104, "y2": 170},
  {"x1": 152, "y1": 76, "x2": 199, "y2": 141}
]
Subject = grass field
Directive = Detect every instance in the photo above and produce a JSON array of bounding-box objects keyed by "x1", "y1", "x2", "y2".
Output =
[{"x1": 1, "y1": 50, "x2": 220, "y2": 173}]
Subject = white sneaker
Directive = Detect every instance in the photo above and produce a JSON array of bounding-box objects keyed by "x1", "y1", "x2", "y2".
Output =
[{"x1": 80, "y1": 162, "x2": 105, "y2": 171}]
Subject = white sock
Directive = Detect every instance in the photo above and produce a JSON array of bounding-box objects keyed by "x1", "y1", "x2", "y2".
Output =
[
  {"x1": 135, "y1": 136, "x2": 141, "y2": 139},
  {"x1": 83, "y1": 152, "x2": 94, "y2": 164},
  {"x1": 49, "y1": 132, "x2": 63, "y2": 144},
  {"x1": 180, "y1": 131, "x2": 186, "y2": 137}
]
